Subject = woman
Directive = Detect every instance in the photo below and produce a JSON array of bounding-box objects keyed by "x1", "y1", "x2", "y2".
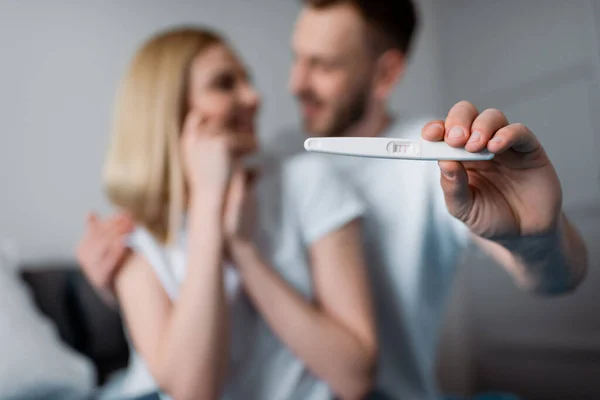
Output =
[{"x1": 98, "y1": 26, "x2": 376, "y2": 400}]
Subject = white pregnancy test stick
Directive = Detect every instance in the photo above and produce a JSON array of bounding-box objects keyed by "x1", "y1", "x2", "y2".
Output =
[{"x1": 304, "y1": 137, "x2": 494, "y2": 161}]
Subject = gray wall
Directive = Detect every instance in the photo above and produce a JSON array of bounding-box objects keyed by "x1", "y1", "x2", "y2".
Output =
[{"x1": 0, "y1": 0, "x2": 442, "y2": 263}]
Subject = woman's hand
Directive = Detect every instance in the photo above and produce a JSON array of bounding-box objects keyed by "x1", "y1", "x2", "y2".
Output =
[
  {"x1": 223, "y1": 167, "x2": 258, "y2": 247},
  {"x1": 180, "y1": 112, "x2": 256, "y2": 204}
]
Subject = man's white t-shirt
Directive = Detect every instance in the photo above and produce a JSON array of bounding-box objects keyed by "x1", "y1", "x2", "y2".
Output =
[
  {"x1": 328, "y1": 117, "x2": 470, "y2": 399},
  {"x1": 103, "y1": 153, "x2": 366, "y2": 400},
  {"x1": 271, "y1": 116, "x2": 471, "y2": 400}
]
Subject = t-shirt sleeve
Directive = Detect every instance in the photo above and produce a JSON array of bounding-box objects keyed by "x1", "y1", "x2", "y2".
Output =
[
  {"x1": 285, "y1": 154, "x2": 366, "y2": 246},
  {"x1": 125, "y1": 227, "x2": 180, "y2": 300}
]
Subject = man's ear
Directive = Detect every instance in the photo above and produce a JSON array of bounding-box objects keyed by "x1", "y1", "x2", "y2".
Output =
[{"x1": 372, "y1": 49, "x2": 406, "y2": 100}]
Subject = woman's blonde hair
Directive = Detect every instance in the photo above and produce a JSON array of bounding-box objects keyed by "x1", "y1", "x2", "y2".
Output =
[{"x1": 103, "y1": 26, "x2": 223, "y2": 244}]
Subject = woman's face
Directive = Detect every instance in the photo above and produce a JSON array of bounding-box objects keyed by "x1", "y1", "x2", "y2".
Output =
[{"x1": 187, "y1": 43, "x2": 260, "y2": 138}]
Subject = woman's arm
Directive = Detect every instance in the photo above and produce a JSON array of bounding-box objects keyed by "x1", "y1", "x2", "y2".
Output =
[
  {"x1": 229, "y1": 219, "x2": 377, "y2": 400},
  {"x1": 115, "y1": 196, "x2": 229, "y2": 400}
]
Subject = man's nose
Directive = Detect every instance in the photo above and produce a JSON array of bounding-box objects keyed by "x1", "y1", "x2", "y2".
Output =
[{"x1": 288, "y1": 62, "x2": 309, "y2": 95}]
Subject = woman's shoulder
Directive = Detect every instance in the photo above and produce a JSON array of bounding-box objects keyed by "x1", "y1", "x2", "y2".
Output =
[
  {"x1": 123, "y1": 225, "x2": 180, "y2": 300},
  {"x1": 124, "y1": 226, "x2": 175, "y2": 274},
  {"x1": 125, "y1": 225, "x2": 164, "y2": 252}
]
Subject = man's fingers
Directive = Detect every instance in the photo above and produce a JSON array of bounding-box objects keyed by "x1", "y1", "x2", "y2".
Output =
[
  {"x1": 83, "y1": 212, "x2": 100, "y2": 241},
  {"x1": 438, "y1": 161, "x2": 472, "y2": 221},
  {"x1": 467, "y1": 108, "x2": 509, "y2": 152},
  {"x1": 116, "y1": 213, "x2": 135, "y2": 232},
  {"x1": 100, "y1": 219, "x2": 129, "y2": 245},
  {"x1": 80, "y1": 212, "x2": 131, "y2": 256},
  {"x1": 99, "y1": 238, "x2": 130, "y2": 287},
  {"x1": 445, "y1": 101, "x2": 479, "y2": 148},
  {"x1": 487, "y1": 123, "x2": 541, "y2": 154},
  {"x1": 86, "y1": 212, "x2": 99, "y2": 226},
  {"x1": 82, "y1": 220, "x2": 111, "y2": 264},
  {"x1": 89, "y1": 218, "x2": 131, "y2": 266},
  {"x1": 421, "y1": 120, "x2": 445, "y2": 142},
  {"x1": 94, "y1": 217, "x2": 112, "y2": 240}
]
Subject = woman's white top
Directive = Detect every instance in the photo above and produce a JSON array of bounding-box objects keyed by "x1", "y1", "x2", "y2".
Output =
[{"x1": 104, "y1": 153, "x2": 366, "y2": 400}]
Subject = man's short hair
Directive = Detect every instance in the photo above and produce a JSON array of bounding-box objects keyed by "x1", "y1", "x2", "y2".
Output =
[{"x1": 302, "y1": 0, "x2": 419, "y2": 56}]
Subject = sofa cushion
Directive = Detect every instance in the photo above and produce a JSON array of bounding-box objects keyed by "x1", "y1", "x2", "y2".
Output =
[
  {"x1": 20, "y1": 263, "x2": 130, "y2": 384},
  {"x1": 0, "y1": 255, "x2": 95, "y2": 399}
]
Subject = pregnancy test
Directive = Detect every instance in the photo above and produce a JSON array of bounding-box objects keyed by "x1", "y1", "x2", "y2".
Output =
[{"x1": 304, "y1": 137, "x2": 494, "y2": 161}]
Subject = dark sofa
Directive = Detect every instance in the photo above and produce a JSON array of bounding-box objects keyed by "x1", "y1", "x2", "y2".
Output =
[{"x1": 19, "y1": 263, "x2": 130, "y2": 385}]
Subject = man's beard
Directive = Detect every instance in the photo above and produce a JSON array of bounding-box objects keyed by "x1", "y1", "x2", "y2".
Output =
[{"x1": 300, "y1": 83, "x2": 370, "y2": 137}]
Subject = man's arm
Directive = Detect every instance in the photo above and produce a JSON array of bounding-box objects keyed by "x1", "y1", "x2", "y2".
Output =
[{"x1": 472, "y1": 212, "x2": 588, "y2": 295}]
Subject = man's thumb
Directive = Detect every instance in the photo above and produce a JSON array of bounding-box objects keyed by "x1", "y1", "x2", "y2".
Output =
[{"x1": 438, "y1": 161, "x2": 472, "y2": 221}]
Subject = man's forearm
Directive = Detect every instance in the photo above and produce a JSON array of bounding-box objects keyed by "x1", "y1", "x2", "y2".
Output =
[{"x1": 475, "y1": 213, "x2": 588, "y2": 295}]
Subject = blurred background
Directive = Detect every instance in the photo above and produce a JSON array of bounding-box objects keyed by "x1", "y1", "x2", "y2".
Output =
[{"x1": 0, "y1": 1, "x2": 598, "y2": 399}]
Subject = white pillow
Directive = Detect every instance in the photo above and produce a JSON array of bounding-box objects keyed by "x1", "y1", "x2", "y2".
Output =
[{"x1": 0, "y1": 244, "x2": 95, "y2": 399}]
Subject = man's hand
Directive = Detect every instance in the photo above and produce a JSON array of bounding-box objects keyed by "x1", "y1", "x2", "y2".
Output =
[
  {"x1": 76, "y1": 212, "x2": 134, "y2": 303},
  {"x1": 422, "y1": 100, "x2": 588, "y2": 293},
  {"x1": 422, "y1": 100, "x2": 562, "y2": 240}
]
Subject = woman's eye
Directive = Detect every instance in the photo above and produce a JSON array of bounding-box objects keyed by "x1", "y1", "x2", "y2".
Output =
[{"x1": 214, "y1": 73, "x2": 236, "y2": 91}]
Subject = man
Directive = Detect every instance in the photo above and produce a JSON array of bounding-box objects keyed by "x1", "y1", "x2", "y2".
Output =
[
  {"x1": 77, "y1": 1, "x2": 588, "y2": 399},
  {"x1": 284, "y1": 1, "x2": 587, "y2": 399}
]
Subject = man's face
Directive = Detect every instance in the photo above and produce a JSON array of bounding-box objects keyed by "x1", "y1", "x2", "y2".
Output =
[{"x1": 290, "y1": 4, "x2": 375, "y2": 137}]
